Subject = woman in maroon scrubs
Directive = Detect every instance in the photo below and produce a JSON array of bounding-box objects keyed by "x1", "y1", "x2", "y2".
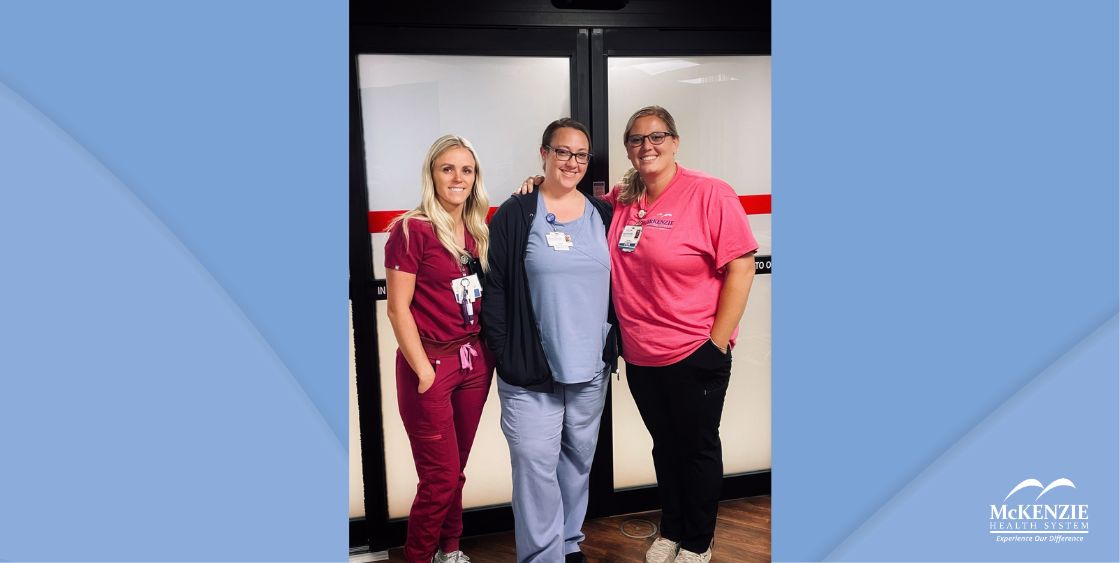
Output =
[{"x1": 384, "y1": 134, "x2": 495, "y2": 563}]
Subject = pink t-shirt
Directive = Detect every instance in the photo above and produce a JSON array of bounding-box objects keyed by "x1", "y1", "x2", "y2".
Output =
[
  {"x1": 384, "y1": 218, "x2": 482, "y2": 343},
  {"x1": 607, "y1": 165, "x2": 759, "y2": 366}
]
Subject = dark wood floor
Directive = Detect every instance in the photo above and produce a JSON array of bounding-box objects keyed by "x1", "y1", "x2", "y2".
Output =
[{"x1": 386, "y1": 496, "x2": 770, "y2": 562}]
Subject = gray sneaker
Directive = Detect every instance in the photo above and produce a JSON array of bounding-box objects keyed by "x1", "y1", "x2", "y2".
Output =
[
  {"x1": 673, "y1": 544, "x2": 712, "y2": 563},
  {"x1": 645, "y1": 537, "x2": 680, "y2": 563},
  {"x1": 432, "y1": 549, "x2": 471, "y2": 563}
]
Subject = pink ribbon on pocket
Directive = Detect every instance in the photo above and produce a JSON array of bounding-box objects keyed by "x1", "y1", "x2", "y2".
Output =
[{"x1": 459, "y1": 342, "x2": 479, "y2": 372}]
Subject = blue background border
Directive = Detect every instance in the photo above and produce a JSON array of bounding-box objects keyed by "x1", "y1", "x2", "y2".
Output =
[
  {"x1": 773, "y1": 0, "x2": 1117, "y2": 561},
  {"x1": 0, "y1": 1, "x2": 347, "y2": 561},
  {"x1": 0, "y1": 0, "x2": 1114, "y2": 561}
]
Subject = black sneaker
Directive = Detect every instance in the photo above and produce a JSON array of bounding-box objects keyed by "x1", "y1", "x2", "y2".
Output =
[{"x1": 565, "y1": 551, "x2": 588, "y2": 563}]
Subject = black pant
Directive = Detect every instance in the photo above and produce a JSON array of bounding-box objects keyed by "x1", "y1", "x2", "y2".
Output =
[{"x1": 626, "y1": 340, "x2": 731, "y2": 553}]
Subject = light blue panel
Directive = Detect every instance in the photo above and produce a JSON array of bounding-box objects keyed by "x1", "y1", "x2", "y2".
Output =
[
  {"x1": 0, "y1": 0, "x2": 347, "y2": 445},
  {"x1": 828, "y1": 317, "x2": 1118, "y2": 561},
  {"x1": 0, "y1": 1, "x2": 346, "y2": 561},
  {"x1": 773, "y1": 0, "x2": 1118, "y2": 560}
]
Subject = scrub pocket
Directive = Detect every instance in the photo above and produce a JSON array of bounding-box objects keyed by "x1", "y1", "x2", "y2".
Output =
[
  {"x1": 680, "y1": 340, "x2": 731, "y2": 400},
  {"x1": 497, "y1": 378, "x2": 524, "y2": 447},
  {"x1": 686, "y1": 339, "x2": 731, "y2": 371}
]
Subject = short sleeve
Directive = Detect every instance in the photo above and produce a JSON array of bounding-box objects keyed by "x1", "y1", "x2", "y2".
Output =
[
  {"x1": 707, "y1": 183, "x2": 759, "y2": 270},
  {"x1": 384, "y1": 218, "x2": 425, "y2": 274},
  {"x1": 602, "y1": 186, "x2": 622, "y2": 205}
]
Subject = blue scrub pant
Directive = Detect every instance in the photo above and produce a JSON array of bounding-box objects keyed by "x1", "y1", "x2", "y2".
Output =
[{"x1": 497, "y1": 372, "x2": 608, "y2": 563}]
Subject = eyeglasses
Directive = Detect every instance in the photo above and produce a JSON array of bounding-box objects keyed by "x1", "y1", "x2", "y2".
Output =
[
  {"x1": 544, "y1": 145, "x2": 592, "y2": 164},
  {"x1": 625, "y1": 131, "x2": 675, "y2": 147}
]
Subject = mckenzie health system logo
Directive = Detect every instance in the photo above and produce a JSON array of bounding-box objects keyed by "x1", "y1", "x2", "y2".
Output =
[
  {"x1": 643, "y1": 212, "x2": 675, "y2": 230},
  {"x1": 989, "y1": 477, "x2": 1089, "y2": 544}
]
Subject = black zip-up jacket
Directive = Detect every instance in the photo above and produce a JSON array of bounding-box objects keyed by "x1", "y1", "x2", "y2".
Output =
[{"x1": 482, "y1": 190, "x2": 620, "y2": 391}]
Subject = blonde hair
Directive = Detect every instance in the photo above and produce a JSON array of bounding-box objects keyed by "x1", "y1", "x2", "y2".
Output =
[
  {"x1": 389, "y1": 134, "x2": 490, "y2": 272},
  {"x1": 616, "y1": 105, "x2": 680, "y2": 205}
]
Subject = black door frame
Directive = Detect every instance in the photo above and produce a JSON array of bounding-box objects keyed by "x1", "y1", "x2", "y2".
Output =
[
  {"x1": 351, "y1": 3, "x2": 772, "y2": 551},
  {"x1": 350, "y1": 25, "x2": 593, "y2": 552}
]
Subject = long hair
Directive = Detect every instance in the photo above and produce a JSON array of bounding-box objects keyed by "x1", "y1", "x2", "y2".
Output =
[
  {"x1": 389, "y1": 134, "x2": 490, "y2": 272},
  {"x1": 616, "y1": 105, "x2": 680, "y2": 205}
]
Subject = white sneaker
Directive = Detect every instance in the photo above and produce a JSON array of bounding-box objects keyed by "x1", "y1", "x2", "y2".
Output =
[
  {"x1": 673, "y1": 544, "x2": 712, "y2": 563},
  {"x1": 432, "y1": 549, "x2": 471, "y2": 563},
  {"x1": 645, "y1": 537, "x2": 680, "y2": 563}
]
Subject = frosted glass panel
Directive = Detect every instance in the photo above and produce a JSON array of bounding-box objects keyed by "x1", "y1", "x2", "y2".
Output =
[
  {"x1": 359, "y1": 55, "x2": 571, "y2": 218},
  {"x1": 606, "y1": 56, "x2": 772, "y2": 212},
  {"x1": 349, "y1": 304, "x2": 364, "y2": 519},
  {"x1": 356, "y1": 55, "x2": 571, "y2": 518},
  {"x1": 608, "y1": 56, "x2": 772, "y2": 489}
]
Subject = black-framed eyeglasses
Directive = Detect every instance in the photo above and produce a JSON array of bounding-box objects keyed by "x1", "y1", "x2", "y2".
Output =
[
  {"x1": 544, "y1": 145, "x2": 591, "y2": 164},
  {"x1": 625, "y1": 131, "x2": 675, "y2": 147}
]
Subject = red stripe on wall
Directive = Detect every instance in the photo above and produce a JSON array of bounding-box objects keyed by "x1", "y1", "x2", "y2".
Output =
[
  {"x1": 368, "y1": 194, "x2": 771, "y2": 233},
  {"x1": 740, "y1": 194, "x2": 771, "y2": 215}
]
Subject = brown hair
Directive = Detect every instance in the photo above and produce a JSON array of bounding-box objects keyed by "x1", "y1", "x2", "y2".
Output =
[
  {"x1": 540, "y1": 117, "x2": 591, "y2": 150},
  {"x1": 616, "y1": 105, "x2": 679, "y2": 205}
]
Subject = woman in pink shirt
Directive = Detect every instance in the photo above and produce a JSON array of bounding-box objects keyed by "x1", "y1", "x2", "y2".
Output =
[
  {"x1": 608, "y1": 106, "x2": 758, "y2": 563},
  {"x1": 384, "y1": 134, "x2": 495, "y2": 563},
  {"x1": 519, "y1": 105, "x2": 758, "y2": 563}
]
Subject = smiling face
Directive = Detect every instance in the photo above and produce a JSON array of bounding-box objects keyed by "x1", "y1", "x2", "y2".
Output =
[
  {"x1": 626, "y1": 115, "x2": 679, "y2": 181},
  {"x1": 541, "y1": 126, "x2": 590, "y2": 192},
  {"x1": 431, "y1": 146, "x2": 476, "y2": 213}
]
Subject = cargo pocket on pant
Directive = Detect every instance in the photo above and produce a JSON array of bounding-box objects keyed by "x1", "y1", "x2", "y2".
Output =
[{"x1": 698, "y1": 369, "x2": 730, "y2": 398}]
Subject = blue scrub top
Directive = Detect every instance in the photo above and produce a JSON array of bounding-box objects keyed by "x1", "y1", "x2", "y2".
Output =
[{"x1": 525, "y1": 194, "x2": 612, "y2": 384}]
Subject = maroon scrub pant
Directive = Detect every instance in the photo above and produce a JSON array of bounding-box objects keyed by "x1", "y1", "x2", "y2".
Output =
[{"x1": 395, "y1": 337, "x2": 493, "y2": 563}]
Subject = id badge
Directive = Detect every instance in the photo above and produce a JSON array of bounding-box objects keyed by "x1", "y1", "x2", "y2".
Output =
[
  {"x1": 618, "y1": 225, "x2": 642, "y2": 253},
  {"x1": 546, "y1": 231, "x2": 573, "y2": 251},
  {"x1": 451, "y1": 273, "x2": 483, "y2": 303}
]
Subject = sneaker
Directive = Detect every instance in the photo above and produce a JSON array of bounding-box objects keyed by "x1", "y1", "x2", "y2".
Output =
[
  {"x1": 673, "y1": 544, "x2": 712, "y2": 563},
  {"x1": 565, "y1": 551, "x2": 588, "y2": 563},
  {"x1": 645, "y1": 537, "x2": 680, "y2": 563},
  {"x1": 432, "y1": 549, "x2": 471, "y2": 563}
]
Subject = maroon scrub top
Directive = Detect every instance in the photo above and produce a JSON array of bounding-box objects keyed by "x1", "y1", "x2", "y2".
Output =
[{"x1": 384, "y1": 218, "x2": 482, "y2": 343}]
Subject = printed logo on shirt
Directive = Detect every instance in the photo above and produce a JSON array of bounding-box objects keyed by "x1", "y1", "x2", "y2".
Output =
[{"x1": 643, "y1": 212, "x2": 675, "y2": 230}]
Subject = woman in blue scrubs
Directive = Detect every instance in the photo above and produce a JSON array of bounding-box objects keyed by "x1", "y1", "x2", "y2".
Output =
[{"x1": 482, "y1": 118, "x2": 618, "y2": 563}]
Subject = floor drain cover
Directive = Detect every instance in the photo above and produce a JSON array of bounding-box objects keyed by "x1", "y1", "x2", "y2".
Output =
[{"x1": 620, "y1": 518, "x2": 657, "y2": 539}]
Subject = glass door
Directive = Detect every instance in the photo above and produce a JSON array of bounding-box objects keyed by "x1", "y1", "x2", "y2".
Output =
[
  {"x1": 585, "y1": 28, "x2": 772, "y2": 517},
  {"x1": 606, "y1": 54, "x2": 772, "y2": 487},
  {"x1": 358, "y1": 53, "x2": 574, "y2": 520},
  {"x1": 350, "y1": 27, "x2": 590, "y2": 551}
]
